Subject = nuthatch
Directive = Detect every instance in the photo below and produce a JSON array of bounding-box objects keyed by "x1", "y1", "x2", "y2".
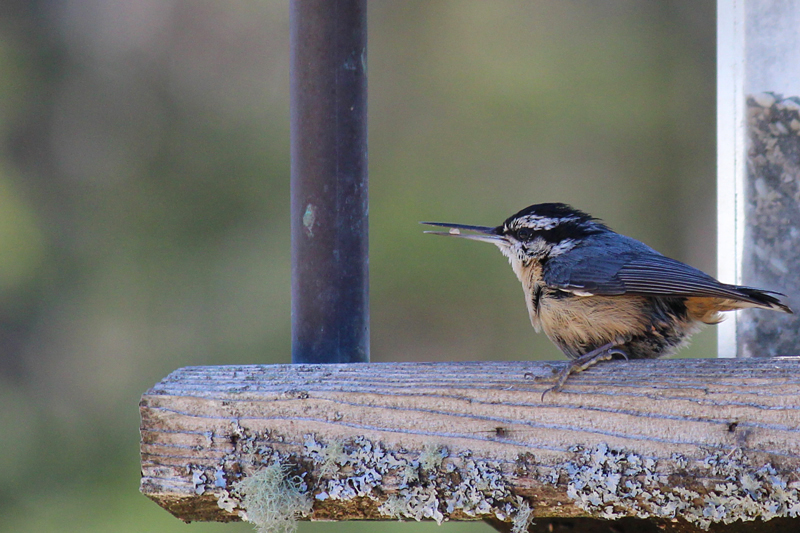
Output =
[{"x1": 424, "y1": 203, "x2": 792, "y2": 397}]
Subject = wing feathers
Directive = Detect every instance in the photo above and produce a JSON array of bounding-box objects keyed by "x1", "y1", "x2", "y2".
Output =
[
  {"x1": 617, "y1": 257, "x2": 785, "y2": 308},
  {"x1": 547, "y1": 250, "x2": 792, "y2": 313}
]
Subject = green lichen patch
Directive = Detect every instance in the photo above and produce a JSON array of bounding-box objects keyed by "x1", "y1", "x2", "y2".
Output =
[
  {"x1": 232, "y1": 462, "x2": 313, "y2": 533},
  {"x1": 419, "y1": 443, "x2": 447, "y2": 472}
]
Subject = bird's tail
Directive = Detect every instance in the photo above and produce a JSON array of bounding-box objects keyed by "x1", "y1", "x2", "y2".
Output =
[{"x1": 729, "y1": 286, "x2": 793, "y2": 314}]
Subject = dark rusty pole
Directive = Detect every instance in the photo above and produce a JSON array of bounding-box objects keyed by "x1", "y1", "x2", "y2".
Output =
[{"x1": 290, "y1": 1, "x2": 369, "y2": 364}]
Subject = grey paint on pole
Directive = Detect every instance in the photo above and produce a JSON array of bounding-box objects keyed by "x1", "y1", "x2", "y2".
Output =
[{"x1": 290, "y1": 1, "x2": 369, "y2": 364}]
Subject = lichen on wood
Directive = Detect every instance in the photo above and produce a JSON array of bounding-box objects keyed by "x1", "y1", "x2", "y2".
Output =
[{"x1": 140, "y1": 359, "x2": 800, "y2": 531}]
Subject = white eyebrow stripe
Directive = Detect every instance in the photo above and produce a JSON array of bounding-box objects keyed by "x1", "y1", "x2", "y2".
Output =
[{"x1": 516, "y1": 215, "x2": 579, "y2": 231}]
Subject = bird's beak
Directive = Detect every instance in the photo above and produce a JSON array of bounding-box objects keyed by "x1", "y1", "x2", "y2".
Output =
[{"x1": 422, "y1": 222, "x2": 507, "y2": 245}]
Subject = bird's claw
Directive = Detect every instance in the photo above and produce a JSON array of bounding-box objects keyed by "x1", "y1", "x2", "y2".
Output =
[
  {"x1": 540, "y1": 344, "x2": 627, "y2": 401},
  {"x1": 609, "y1": 348, "x2": 628, "y2": 361}
]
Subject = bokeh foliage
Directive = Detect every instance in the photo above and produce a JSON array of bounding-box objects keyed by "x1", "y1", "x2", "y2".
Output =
[{"x1": 0, "y1": 1, "x2": 714, "y2": 531}]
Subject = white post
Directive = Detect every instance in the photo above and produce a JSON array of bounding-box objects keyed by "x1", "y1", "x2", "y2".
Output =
[{"x1": 716, "y1": 0, "x2": 746, "y2": 358}]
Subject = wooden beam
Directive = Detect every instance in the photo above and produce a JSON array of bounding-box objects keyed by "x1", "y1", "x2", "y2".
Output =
[{"x1": 140, "y1": 358, "x2": 800, "y2": 531}]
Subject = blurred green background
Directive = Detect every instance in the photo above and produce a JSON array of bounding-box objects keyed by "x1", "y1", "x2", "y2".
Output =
[{"x1": 0, "y1": 1, "x2": 715, "y2": 532}]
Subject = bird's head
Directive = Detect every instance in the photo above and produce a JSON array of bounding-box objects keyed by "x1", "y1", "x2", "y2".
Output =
[{"x1": 423, "y1": 203, "x2": 608, "y2": 278}]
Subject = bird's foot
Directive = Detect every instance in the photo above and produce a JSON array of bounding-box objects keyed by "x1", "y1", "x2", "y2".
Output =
[{"x1": 541, "y1": 342, "x2": 627, "y2": 401}]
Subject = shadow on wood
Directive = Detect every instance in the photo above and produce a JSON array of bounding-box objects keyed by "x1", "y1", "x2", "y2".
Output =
[{"x1": 139, "y1": 358, "x2": 800, "y2": 531}]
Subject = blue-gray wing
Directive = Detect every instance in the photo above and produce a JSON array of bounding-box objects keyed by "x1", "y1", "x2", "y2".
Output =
[{"x1": 543, "y1": 234, "x2": 785, "y2": 307}]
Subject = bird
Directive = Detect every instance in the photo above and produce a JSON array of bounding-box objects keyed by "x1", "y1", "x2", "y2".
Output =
[{"x1": 423, "y1": 203, "x2": 792, "y2": 398}]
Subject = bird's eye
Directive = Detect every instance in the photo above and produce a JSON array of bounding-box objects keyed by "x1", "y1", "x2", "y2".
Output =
[{"x1": 516, "y1": 228, "x2": 533, "y2": 241}]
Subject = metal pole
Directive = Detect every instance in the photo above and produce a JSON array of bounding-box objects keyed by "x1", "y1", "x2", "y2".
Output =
[{"x1": 290, "y1": 0, "x2": 369, "y2": 364}]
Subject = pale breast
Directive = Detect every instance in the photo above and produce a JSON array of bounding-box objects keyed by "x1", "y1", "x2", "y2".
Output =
[{"x1": 537, "y1": 292, "x2": 652, "y2": 358}]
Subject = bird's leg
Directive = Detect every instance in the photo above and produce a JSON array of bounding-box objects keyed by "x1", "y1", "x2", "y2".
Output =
[{"x1": 541, "y1": 342, "x2": 627, "y2": 400}]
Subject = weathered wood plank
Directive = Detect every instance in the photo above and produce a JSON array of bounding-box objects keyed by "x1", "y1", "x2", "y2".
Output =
[{"x1": 140, "y1": 358, "x2": 800, "y2": 531}]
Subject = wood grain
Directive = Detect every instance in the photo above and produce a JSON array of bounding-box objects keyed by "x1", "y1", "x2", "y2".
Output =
[{"x1": 140, "y1": 358, "x2": 800, "y2": 530}]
